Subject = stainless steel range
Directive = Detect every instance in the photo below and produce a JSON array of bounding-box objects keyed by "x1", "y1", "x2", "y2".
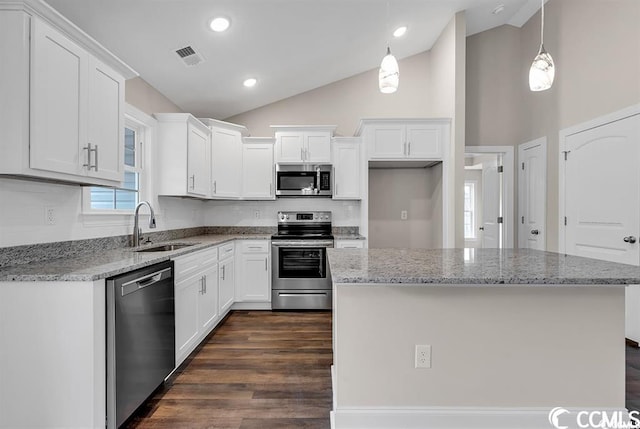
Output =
[{"x1": 271, "y1": 211, "x2": 333, "y2": 310}]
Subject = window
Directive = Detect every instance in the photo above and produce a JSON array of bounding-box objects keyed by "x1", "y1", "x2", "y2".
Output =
[
  {"x1": 464, "y1": 181, "x2": 476, "y2": 239},
  {"x1": 84, "y1": 105, "x2": 152, "y2": 213}
]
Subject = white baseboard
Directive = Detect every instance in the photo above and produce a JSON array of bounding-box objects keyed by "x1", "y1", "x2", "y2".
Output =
[
  {"x1": 230, "y1": 301, "x2": 271, "y2": 310},
  {"x1": 330, "y1": 407, "x2": 630, "y2": 429}
]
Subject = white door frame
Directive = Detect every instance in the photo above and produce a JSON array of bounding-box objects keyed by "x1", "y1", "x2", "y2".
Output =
[
  {"x1": 518, "y1": 137, "x2": 547, "y2": 250},
  {"x1": 558, "y1": 103, "x2": 640, "y2": 254},
  {"x1": 464, "y1": 146, "x2": 515, "y2": 248}
]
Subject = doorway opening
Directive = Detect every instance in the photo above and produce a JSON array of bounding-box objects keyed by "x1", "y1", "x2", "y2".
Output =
[{"x1": 464, "y1": 146, "x2": 514, "y2": 249}]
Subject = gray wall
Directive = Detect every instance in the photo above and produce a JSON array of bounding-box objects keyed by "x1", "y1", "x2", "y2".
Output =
[
  {"x1": 368, "y1": 167, "x2": 442, "y2": 249},
  {"x1": 466, "y1": 0, "x2": 640, "y2": 251}
]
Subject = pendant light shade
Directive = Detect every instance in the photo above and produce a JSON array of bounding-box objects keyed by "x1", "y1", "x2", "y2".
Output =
[
  {"x1": 529, "y1": 46, "x2": 555, "y2": 91},
  {"x1": 529, "y1": 0, "x2": 554, "y2": 91},
  {"x1": 379, "y1": 46, "x2": 399, "y2": 94}
]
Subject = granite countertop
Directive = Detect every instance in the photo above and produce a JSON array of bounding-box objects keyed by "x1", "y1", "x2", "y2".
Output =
[
  {"x1": 327, "y1": 248, "x2": 640, "y2": 285},
  {"x1": 0, "y1": 234, "x2": 271, "y2": 282},
  {"x1": 333, "y1": 234, "x2": 366, "y2": 240}
]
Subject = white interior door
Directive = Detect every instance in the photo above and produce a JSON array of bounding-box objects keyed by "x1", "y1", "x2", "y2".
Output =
[
  {"x1": 481, "y1": 159, "x2": 500, "y2": 248},
  {"x1": 564, "y1": 114, "x2": 640, "y2": 265},
  {"x1": 518, "y1": 138, "x2": 547, "y2": 250}
]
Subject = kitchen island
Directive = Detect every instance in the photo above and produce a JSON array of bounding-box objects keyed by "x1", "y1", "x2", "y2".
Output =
[{"x1": 328, "y1": 248, "x2": 640, "y2": 429}]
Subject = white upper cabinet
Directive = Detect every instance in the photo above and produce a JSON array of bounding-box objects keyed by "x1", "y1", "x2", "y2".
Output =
[
  {"x1": 200, "y1": 119, "x2": 249, "y2": 199},
  {"x1": 358, "y1": 119, "x2": 449, "y2": 161},
  {"x1": 156, "y1": 113, "x2": 211, "y2": 198},
  {"x1": 272, "y1": 126, "x2": 336, "y2": 163},
  {"x1": 87, "y1": 57, "x2": 125, "y2": 182},
  {"x1": 332, "y1": 137, "x2": 361, "y2": 200},
  {"x1": 242, "y1": 137, "x2": 275, "y2": 200},
  {"x1": 0, "y1": 7, "x2": 135, "y2": 186}
]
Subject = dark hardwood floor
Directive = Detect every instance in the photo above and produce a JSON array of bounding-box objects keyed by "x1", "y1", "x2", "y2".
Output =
[
  {"x1": 124, "y1": 311, "x2": 333, "y2": 429},
  {"x1": 124, "y1": 310, "x2": 640, "y2": 428}
]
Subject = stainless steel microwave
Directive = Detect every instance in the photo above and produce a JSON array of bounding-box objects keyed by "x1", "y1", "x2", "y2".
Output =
[{"x1": 276, "y1": 164, "x2": 332, "y2": 197}]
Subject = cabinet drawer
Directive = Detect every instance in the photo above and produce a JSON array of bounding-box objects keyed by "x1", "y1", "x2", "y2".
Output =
[
  {"x1": 173, "y1": 246, "x2": 218, "y2": 281},
  {"x1": 335, "y1": 240, "x2": 365, "y2": 249},
  {"x1": 219, "y1": 242, "x2": 235, "y2": 259},
  {"x1": 241, "y1": 241, "x2": 269, "y2": 253}
]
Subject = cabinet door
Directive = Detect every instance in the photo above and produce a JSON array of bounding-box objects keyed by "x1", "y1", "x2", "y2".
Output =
[
  {"x1": 239, "y1": 253, "x2": 270, "y2": 301},
  {"x1": 187, "y1": 124, "x2": 210, "y2": 196},
  {"x1": 406, "y1": 124, "x2": 443, "y2": 159},
  {"x1": 211, "y1": 128, "x2": 241, "y2": 198},
  {"x1": 275, "y1": 132, "x2": 304, "y2": 163},
  {"x1": 199, "y1": 265, "x2": 219, "y2": 333},
  {"x1": 368, "y1": 125, "x2": 405, "y2": 159},
  {"x1": 87, "y1": 57, "x2": 124, "y2": 182},
  {"x1": 305, "y1": 132, "x2": 331, "y2": 163},
  {"x1": 30, "y1": 17, "x2": 87, "y2": 176},
  {"x1": 175, "y1": 274, "x2": 201, "y2": 365},
  {"x1": 333, "y1": 142, "x2": 360, "y2": 200},
  {"x1": 219, "y1": 257, "x2": 235, "y2": 315},
  {"x1": 242, "y1": 143, "x2": 274, "y2": 199}
]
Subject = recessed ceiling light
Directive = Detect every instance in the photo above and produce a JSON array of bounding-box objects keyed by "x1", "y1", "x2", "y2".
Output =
[
  {"x1": 243, "y1": 78, "x2": 257, "y2": 88},
  {"x1": 209, "y1": 17, "x2": 230, "y2": 32},
  {"x1": 393, "y1": 26, "x2": 407, "y2": 38},
  {"x1": 492, "y1": 4, "x2": 505, "y2": 15}
]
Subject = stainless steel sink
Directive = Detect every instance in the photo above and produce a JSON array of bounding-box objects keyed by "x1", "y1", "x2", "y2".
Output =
[{"x1": 135, "y1": 243, "x2": 199, "y2": 252}]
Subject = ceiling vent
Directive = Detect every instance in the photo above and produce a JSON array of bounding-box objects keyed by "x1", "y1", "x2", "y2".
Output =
[{"x1": 175, "y1": 46, "x2": 204, "y2": 67}]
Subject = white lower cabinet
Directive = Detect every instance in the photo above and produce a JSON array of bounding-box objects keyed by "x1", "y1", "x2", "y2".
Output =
[
  {"x1": 218, "y1": 243, "x2": 235, "y2": 317},
  {"x1": 235, "y1": 240, "x2": 271, "y2": 305},
  {"x1": 173, "y1": 247, "x2": 219, "y2": 367}
]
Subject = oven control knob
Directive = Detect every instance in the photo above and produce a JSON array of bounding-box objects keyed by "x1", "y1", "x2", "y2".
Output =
[{"x1": 284, "y1": 214, "x2": 289, "y2": 220}]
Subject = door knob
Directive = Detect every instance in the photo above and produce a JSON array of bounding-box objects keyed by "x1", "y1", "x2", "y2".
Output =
[
  {"x1": 531, "y1": 229, "x2": 539, "y2": 235},
  {"x1": 624, "y1": 236, "x2": 637, "y2": 244}
]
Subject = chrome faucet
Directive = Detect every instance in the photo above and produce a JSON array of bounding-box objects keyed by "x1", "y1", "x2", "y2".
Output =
[{"x1": 132, "y1": 201, "x2": 157, "y2": 247}]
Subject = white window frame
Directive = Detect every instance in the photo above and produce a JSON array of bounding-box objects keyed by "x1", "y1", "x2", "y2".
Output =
[
  {"x1": 82, "y1": 104, "x2": 156, "y2": 218},
  {"x1": 464, "y1": 180, "x2": 478, "y2": 240}
]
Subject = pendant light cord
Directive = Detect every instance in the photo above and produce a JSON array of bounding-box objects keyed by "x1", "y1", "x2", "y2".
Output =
[
  {"x1": 386, "y1": 1, "x2": 390, "y2": 50},
  {"x1": 540, "y1": 0, "x2": 545, "y2": 45}
]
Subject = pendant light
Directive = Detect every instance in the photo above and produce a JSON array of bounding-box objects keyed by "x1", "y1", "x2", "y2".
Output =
[
  {"x1": 529, "y1": 0, "x2": 555, "y2": 91},
  {"x1": 379, "y1": 2, "x2": 399, "y2": 93},
  {"x1": 379, "y1": 46, "x2": 399, "y2": 93}
]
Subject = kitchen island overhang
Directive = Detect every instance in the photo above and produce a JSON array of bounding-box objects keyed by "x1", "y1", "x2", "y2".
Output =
[{"x1": 328, "y1": 248, "x2": 637, "y2": 429}]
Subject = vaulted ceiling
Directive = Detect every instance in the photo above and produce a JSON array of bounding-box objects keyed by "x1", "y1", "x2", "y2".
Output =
[{"x1": 45, "y1": 0, "x2": 543, "y2": 119}]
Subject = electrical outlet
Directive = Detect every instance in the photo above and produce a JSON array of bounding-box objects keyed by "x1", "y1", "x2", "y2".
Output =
[
  {"x1": 254, "y1": 210, "x2": 261, "y2": 219},
  {"x1": 415, "y1": 345, "x2": 431, "y2": 369},
  {"x1": 401, "y1": 210, "x2": 408, "y2": 220},
  {"x1": 44, "y1": 206, "x2": 56, "y2": 225}
]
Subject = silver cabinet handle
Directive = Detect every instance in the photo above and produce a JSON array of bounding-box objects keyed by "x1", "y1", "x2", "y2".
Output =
[
  {"x1": 407, "y1": 141, "x2": 411, "y2": 156},
  {"x1": 624, "y1": 236, "x2": 637, "y2": 244},
  {"x1": 479, "y1": 227, "x2": 485, "y2": 231},
  {"x1": 248, "y1": 246, "x2": 262, "y2": 250},
  {"x1": 189, "y1": 175, "x2": 195, "y2": 190},
  {"x1": 335, "y1": 183, "x2": 339, "y2": 196},
  {"x1": 83, "y1": 143, "x2": 92, "y2": 169},
  {"x1": 269, "y1": 183, "x2": 273, "y2": 195},
  {"x1": 264, "y1": 257, "x2": 268, "y2": 271},
  {"x1": 204, "y1": 275, "x2": 207, "y2": 293},
  {"x1": 93, "y1": 145, "x2": 99, "y2": 171},
  {"x1": 300, "y1": 148, "x2": 304, "y2": 161},
  {"x1": 531, "y1": 229, "x2": 539, "y2": 235},
  {"x1": 199, "y1": 276, "x2": 204, "y2": 294},
  {"x1": 222, "y1": 265, "x2": 225, "y2": 280},
  {"x1": 213, "y1": 180, "x2": 217, "y2": 194}
]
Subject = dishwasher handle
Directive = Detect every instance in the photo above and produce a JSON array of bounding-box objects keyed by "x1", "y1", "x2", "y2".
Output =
[{"x1": 121, "y1": 267, "x2": 172, "y2": 297}]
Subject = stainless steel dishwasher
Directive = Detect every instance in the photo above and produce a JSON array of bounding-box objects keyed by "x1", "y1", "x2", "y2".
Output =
[{"x1": 106, "y1": 261, "x2": 175, "y2": 429}]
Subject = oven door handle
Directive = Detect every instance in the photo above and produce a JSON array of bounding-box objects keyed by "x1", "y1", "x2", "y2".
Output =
[
  {"x1": 271, "y1": 240, "x2": 334, "y2": 247},
  {"x1": 277, "y1": 292, "x2": 329, "y2": 297}
]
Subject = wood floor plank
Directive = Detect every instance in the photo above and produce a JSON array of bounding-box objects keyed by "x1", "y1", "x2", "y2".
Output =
[{"x1": 124, "y1": 311, "x2": 332, "y2": 429}]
